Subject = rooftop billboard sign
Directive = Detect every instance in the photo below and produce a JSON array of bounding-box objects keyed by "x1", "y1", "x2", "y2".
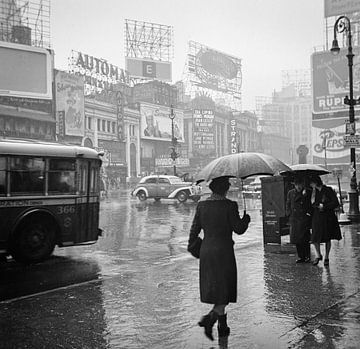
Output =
[
  {"x1": 0, "y1": 41, "x2": 53, "y2": 99},
  {"x1": 69, "y1": 50, "x2": 130, "y2": 95},
  {"x1": 311, "y1": 48, "x2": 360, "y2": 115},
  {"x1": 125, "y1": 57, "x2": 172, "y2": 82}
]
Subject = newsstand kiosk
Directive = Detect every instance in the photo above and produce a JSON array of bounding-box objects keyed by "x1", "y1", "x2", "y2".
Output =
[{"x1": 260, "y1": 175, "x2": 293, "y2": 244}]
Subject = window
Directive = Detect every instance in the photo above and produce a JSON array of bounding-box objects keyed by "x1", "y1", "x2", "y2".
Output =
[
  {"x1": 48, "y1": 159, "x2": 76, "y2": 195},
  {"x1": 158, "y1": 178, "x2": 170, "y2": 184},
  {"x1": 88, "y1": 116, "x2": 92, "y2": 130},
  {"x1": 107, "y1": 121, "x2": 111, "y2": 132},
  {"x1": 10, "y1": 157, "x2": 45, "y2": 195},
  {"x1": 102, "y1": 120, "x2": 106, "y2": 131},
  {"x1": 80, "y1": 164, "x2": 87, "y2": 194},
  {"x1": 0, "y1": 157, "x2": 6, "y2": 196},
  {"x1": 145, "y1": 178, "x2": 157, "y2": 184},
  {"x1": 112, "y1": 122, "x2": 116, "y2": 134},
  {"x1": 97, "y1": 119, "x2": 101, "y2": 131},
  {"x1": 90, "y1": 165, "x2": 99, "y2": 193}
]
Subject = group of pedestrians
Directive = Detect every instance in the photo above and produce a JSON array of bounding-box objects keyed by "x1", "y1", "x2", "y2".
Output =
[
  {"x1": 286, "y1": 175, "x2": 342, "y2": 266},
  {"x1": 186, "y1": 174, "x2": 342, "y2": 342}
]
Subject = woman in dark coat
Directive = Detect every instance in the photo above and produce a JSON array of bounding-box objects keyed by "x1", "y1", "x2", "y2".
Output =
[
  {"x1": 309, "y1": 175, "x2": 342, "y2": 266},
  {"x1": 285, "y1": 177, "x2": 312, "y2": 263},
  {"x1": 187, "y1": 176, "x2": 250, "y2": 341}
]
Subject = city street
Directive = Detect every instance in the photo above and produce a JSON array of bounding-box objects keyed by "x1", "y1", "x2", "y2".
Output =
[{"x1": 1, "y1": 189, "x2": 360, "y2": 349}]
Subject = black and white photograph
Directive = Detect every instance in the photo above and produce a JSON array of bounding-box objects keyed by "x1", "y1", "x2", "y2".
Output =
[{"x1": 1, "y1": 1, "x2": 360, "y2": 348}]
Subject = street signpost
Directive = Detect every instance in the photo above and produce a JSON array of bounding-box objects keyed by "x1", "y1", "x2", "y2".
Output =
[{"x1": 343, "y1": 134, "x2": 360, "y2": 147}]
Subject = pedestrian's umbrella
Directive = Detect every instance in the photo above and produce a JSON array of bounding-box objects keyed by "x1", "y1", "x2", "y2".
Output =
[
  {"x1": 195, "y1": 152, "x2": 291, "y2": 210},
  {"x1": 280, "y1": 163, "x2": 330, "y2": 177},
  {"x1": 196, "y1": 152, "x2": 291, "y2": 183}
]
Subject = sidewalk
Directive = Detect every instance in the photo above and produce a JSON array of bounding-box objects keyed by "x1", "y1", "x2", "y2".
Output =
[{"x1": 247, "y1": 220, "x2": 360, "y2": 349}]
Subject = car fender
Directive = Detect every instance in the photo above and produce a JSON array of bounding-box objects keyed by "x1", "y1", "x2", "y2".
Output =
[
  {"x1": 168, "y1": 187, "x2": 192, "y2": 198},
  {"x1": 132, "y1": 187, "x2": 149, "y2": 197}
]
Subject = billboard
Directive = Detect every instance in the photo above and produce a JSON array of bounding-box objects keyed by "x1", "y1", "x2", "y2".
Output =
[
  {"x1": 69, "y1": 50, "x2": 130, "y2": 95},
  {"x1": 55, "y1": 70, "x2": 85, "y2": 137},
  {"x1": 312, "y1": 117, "x2": 352, "y2": 165},
  {"x1": 311, "y1": 48, "x2": 360, "y2": 114},
  {"x1": 0, "y1": 41, "x2": 53, "y2": 99},
  {"x1": 187, "y1": 41, "x2": 242, "y2": 95},
  {"x1": 192, "y1": 109, "x2": 216, "y2": 157},
  {"x1": 140, "y1": 102, "x2": 184, "y2": 142},
  {"x1": 126, "y1": 57, "x2": 172, "y2": 82},
  {"x1": 324, "y1": 0, "x2": 360, "y2": 18}
]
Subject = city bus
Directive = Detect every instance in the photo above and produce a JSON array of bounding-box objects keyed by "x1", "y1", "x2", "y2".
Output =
[{"x1": 0, "y1": 139, "x2": 103, "y2": 263}]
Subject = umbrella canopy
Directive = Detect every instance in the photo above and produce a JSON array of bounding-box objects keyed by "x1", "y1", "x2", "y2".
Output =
[
  {"x1": 281, "y1": 163, "x2": 330, "y2": 177},
  {"x1": 196, "y1": 152, "x2": 291, "y2": 183}
]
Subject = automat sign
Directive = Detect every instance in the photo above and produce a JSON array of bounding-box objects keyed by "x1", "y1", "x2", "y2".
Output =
[{"x1": 69, "y1": 50, "x2": 130, "y2": 95}]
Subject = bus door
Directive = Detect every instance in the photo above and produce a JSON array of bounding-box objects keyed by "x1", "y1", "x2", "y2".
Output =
[{"x1": 75, "y1": 159, "x2": 100, "y2": 243}]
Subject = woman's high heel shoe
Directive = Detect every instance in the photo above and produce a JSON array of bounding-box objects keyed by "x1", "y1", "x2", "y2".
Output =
[
  {"x1": 198, "y1": 310, "x2": 218, "y2": 341},
  {"x1": 313, "y1": 255, "x2": 323, "y2": 266}
]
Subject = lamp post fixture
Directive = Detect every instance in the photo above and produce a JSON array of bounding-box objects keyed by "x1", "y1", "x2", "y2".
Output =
[
  {"x1": 169, "y1": 105, "x2": 178, "y2": 176},
  {"x1": 331, "y1": 15, "x2": 360, "y2": 221}
]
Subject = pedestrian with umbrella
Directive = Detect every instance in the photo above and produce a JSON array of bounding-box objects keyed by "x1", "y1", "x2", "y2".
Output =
[
  {"x1": 285, "y1": 176, "x2": 312, "y2": 263},
  {"x1": 188, "y1": 152, "x2": 290, "y2": 341},
  {"x1": 187, "y1": 176, "x2": 251, "y2": 341},
  {"x1": 309, "y1": 175, "x2": 342, "y2": 266}
]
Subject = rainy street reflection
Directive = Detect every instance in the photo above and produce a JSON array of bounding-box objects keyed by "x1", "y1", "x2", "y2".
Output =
[{"x1": 1, "y1": 191, "x2": 360, "y2": 348}]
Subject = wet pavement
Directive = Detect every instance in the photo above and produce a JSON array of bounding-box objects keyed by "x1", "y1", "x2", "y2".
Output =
[{"x1": 1, "y1": 188, "x2": 360, "y2": 348}]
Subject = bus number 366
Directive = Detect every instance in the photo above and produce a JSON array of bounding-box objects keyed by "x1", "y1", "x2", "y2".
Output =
[{"x1": 57, "y1": 206, "x2": 76, "y2": 215}]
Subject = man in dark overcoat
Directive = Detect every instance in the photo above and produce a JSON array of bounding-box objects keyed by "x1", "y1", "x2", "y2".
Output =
[{"x1": 286, "y1": 177, "x2": 312, "y2": 263}]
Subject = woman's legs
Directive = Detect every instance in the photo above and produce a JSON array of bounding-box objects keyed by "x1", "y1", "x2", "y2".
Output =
[
  {"x1": 212, "y1": 304, "x2": 226, "y2": 315},
  {"x1": 312, "y1": 242, "x2": 322, "y2": 258},
  {"x1": 325, "y1": 241, "x2": 331, "y2": 260},
  {"x1": 213, "y1": 304, "x2": 230, "y2": 337}
]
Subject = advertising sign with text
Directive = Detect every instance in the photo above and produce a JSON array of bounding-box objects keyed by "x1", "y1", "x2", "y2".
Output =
[
  {"x1": 140, "y1": 103, "x2": 184, "y2": 142},
  {"x1": 192, "y1": 109, "x2": 216, "y2": 157},
  {"x1": 312, "y1": 117, "x2": 356, "y2": 165},
  {"x1": 55, "y1": 70, "x2": 85, "y2": 137},
  {"x1": 311, "y1": 48, "x2": 360, "y2": 115}
]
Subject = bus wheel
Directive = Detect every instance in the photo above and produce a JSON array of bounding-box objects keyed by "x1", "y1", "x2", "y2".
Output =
[
  {"x1": 137, "y1": 191, "x2": 147, "y2": 201},
  {"x1": 10, "y1": 216, "x2": 56, "y2": 263},
  {"x1": 177, "y1": 190, "x2": 188, "y2": 203}
]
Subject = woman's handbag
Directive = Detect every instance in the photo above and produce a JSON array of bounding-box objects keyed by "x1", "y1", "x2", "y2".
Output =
[{"x1": 187, "y1": 237, "x2": 202, "y2": 259}]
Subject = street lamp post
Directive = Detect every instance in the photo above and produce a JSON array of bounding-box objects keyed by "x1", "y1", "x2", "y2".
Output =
[
  {"x1": 169, "y1": 105, "x2": 178, "y2": 176},
  {"x1": 331, "y1": 15, "x2": 360, "y2": 221}
]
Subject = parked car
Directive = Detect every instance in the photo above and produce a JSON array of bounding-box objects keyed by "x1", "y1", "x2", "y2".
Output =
[{"x1": 131, "y1": 175, "x2": 202, "y2": 203}]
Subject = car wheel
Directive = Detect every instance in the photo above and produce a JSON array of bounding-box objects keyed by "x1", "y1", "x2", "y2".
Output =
[
  {"x1": 137, "y1": 191, "x2": 147, "y2": 201},
  {"x1": 177, "y1": 190, "x2": 188, "y2": 203},
  {"x1": 10, "y1": 215, "x2": 56, "y2": 263}
]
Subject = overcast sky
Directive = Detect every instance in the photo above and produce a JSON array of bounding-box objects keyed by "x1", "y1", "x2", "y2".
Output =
[{"x1": 51, "y1": 0, "x2": 325, "y2": 110}]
